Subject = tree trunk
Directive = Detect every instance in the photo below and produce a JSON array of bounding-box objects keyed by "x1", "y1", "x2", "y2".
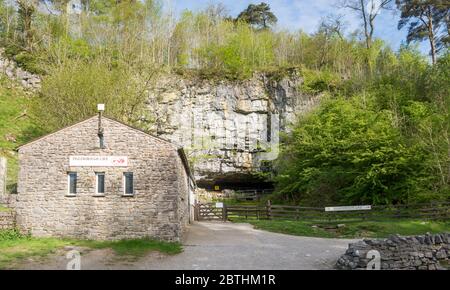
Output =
[
  {"x1": 427, "y1": 7, "x2": 437, "y2": 65},
  {"x1": 360, "y1": 0, "x2": 371, "y2": 49}
]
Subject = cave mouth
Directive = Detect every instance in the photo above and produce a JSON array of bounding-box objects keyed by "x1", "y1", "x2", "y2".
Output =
[{"x1": 196, "y1": 173, "x2": 274, "y2": 192}]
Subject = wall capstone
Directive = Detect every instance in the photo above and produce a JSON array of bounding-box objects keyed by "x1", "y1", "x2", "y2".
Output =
[{"x1": 336, "y1": 233, "x2": 450, "y2": 270}]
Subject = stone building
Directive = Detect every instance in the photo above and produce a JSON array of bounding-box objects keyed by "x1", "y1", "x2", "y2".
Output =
[{"x1": 15, "y1": 114, "x2": 195, "y2": 241}]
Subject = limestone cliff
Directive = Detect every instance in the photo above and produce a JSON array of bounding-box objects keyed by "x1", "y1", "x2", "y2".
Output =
[{"x1": 146, "y1": 71, "x2": 321, "y2": 188}]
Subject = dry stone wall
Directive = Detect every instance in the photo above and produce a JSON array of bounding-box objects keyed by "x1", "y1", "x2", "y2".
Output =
[
  {"x1": 0, "y1": 211, "x2": 15, "y2": 230},
  {"x1": 336, "y1": 233, "x2": 450, "y2": 270}
]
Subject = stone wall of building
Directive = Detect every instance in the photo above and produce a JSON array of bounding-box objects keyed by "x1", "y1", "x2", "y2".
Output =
[
  {"x1": 0, "y1": 211, "x2": 15, "y2": 230},
  {"x1": 0, "y1": 49, "x2": 41, "y2": 89},
  {"x1": 175, "y1": 150, "x2": 191, "y2": 237},
  {"x1": 336, "y1": 233, "x2": 450, "y2": 270},
  {"x1": 0, "y1": 194, "x2": 17, "y2": 210},
  {"x1": 16, "y1": 116, "x2": 192, "y2": 241}
]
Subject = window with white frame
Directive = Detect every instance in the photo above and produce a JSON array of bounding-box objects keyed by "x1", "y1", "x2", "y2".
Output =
[
  {"x1": 123, "y1": 172, "x2": 133, "y2": 195},
  {"x1": 68, "y1": 172, "x2": 77, "y2": 195},
  {"x1": 96, "y1": 172, "x2": 105, "y2": 195}
]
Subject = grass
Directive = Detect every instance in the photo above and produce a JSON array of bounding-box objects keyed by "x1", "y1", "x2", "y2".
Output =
[
  {"x1": 0, "y1": 205, "x2": 11, "y2": 212},
  {"x1": 78, "y1": 238, "x2": 182, "y2": 257},
  {"x1": 0, "y1": 229, "x2": 182, "y2": 269},
  {"x1": 231, "y1": 218, "x2": 450, "y2": 239}
]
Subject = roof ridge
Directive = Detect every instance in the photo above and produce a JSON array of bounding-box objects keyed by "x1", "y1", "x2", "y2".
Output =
[{"x1": 17, "y1": 115, "x2": 175, "y2": 150}]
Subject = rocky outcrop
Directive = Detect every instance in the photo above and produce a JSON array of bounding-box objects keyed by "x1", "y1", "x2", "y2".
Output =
[
  {"x1": 336, "y1": 233, "x2": 450, "y2": 270},
  {"x1": 0, "y1": 49, "x2": 41, "y2": 89},
  {"x1": 147, "y1": 72, "x2": 321, "y2": 187}
]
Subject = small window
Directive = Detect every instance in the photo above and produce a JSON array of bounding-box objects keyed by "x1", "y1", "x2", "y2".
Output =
[
  {"x1": 123, "y1": 172, "x2": 134, "y2": 195},
  {"x1": 96, "y1": 172, "x2": 105, "y2": 194},
  {"x1": 68, "y1": 172, "x2": 77, "y2": 195}
]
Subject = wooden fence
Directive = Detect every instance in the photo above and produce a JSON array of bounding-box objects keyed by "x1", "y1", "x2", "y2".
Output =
[
  {"x1": 223, "y1": 201, "x2": 450, "y2": 222},
  {"x1": 232, "y1": 189, "x2": 273, "y2": 201}
]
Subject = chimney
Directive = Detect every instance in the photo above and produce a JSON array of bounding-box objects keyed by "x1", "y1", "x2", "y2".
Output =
[{"x1": 97, "y1": 104, "x2": 105, "y2": 149}]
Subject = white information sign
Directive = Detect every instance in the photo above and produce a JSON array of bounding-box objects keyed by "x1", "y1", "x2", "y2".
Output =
[
  {"x1": 325, "y1": 205, "x2": 371, "y2": 212},
  {"x1": 215, "y1": 202, "x2": 224, "y2": 208},
  {"x1": 69, "y1": 156, "x2": 128, "y2": 167}
]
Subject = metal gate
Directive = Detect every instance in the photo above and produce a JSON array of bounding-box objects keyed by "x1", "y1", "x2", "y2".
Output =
[{"x1": 195, "y1": 203, "x2": 225, "y2": 221}]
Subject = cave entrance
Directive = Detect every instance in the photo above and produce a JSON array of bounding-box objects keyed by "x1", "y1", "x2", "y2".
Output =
[{"x1": 196, "y1": 173, "x2": 274, "y2": 201}]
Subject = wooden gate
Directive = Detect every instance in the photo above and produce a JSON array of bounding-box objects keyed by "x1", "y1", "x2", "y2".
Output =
[{"x1": 195, "y1": 203, "x2": 225, "y2": 221}]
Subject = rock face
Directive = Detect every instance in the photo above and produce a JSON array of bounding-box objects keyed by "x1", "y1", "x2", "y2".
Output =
[
  {"x1": 336, "y1": 233, "x2": 450, "y2": 270},
  {"x1": 147, "y1": 72, "x2": 321, "y2": 188},
  {"x1": 0, "y1": 49, "x2": 41, "y2": 89}
]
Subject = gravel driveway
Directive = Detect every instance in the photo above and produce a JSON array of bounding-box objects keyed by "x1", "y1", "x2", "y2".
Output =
[
  {"x1": 18, "y1": 222, "x2": 356, "y2": 270},
  {"x1": 143, "y1": 222, "x2": 355, "y2": 270}
]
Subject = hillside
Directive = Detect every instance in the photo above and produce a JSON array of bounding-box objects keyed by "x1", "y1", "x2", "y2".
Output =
[{"x1": 0, "y1": 76, "x2": 40, "y2": 192}]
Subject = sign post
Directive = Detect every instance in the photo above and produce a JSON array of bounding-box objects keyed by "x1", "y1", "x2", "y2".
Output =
[{"x1": 324, "y1": 205, "x2": 371, "y2": 212}]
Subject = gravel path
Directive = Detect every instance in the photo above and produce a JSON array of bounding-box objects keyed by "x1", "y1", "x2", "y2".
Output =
[{"x1": 17, "y1": 222, "x2": 356, "y2": 270}]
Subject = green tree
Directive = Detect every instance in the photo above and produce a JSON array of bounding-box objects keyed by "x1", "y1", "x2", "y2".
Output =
[
  {"x1": 236, "y1": 2, "x2": 277, "y2": 30},
  {"x1": 31, "y1": 58, "x2": 158, "y2": 131},
  {"x1": 396, "y1": 0, "x2": 449, "y2": 64},
  {"x1": 340, "y1": 0, "x2": 393, "y2": 49},
  {"x1": 16, "y1": 0, "x2": 38, "y2": 50},
  {"x1": 274, "y1": 97, "x2": 429, "y2": 206}
]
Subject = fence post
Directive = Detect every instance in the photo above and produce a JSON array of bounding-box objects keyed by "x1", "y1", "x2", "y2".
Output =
[
  {"x1": 222, "y1": 204, "x2": 228, "y2": 222},
  {"x1": 194, "y1": 203, "x2": 199, "y2": 221},
  {"x1": 266, "y1": 200, "x2": 272, "y2": 220}
]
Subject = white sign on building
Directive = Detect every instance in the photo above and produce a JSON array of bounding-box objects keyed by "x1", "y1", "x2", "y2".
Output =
[
  {"x1": 69, "y1": 156, "x2": 128, "y2": 167},
  {"x1": 325, "y1": 205, "x2": 371, "y2": 212}
]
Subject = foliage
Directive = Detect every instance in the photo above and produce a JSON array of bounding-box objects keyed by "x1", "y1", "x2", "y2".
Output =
[
  {"x1": 0, "y1": 228, "x2": 26, "y2": 240},
  {"x1": 30, "y1": 58, "x2": 158, "y2": 132},
  {"x1": 0, "y1": 76, "x2": 43, "y2": 192},
  {"x1": 299, "y1": 69, "x2": 342, "y2": 95},
  {"x1": 274, "y1": 97, "x2": 428, "y2": 205},
  {"x1": 274, "y1": 49, "x2": 450, "y2": 206}
]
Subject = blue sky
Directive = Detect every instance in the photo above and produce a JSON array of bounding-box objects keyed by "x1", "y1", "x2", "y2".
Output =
[{"x1": 168, "y1": 0, "x2": 429, "y2": 54}]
